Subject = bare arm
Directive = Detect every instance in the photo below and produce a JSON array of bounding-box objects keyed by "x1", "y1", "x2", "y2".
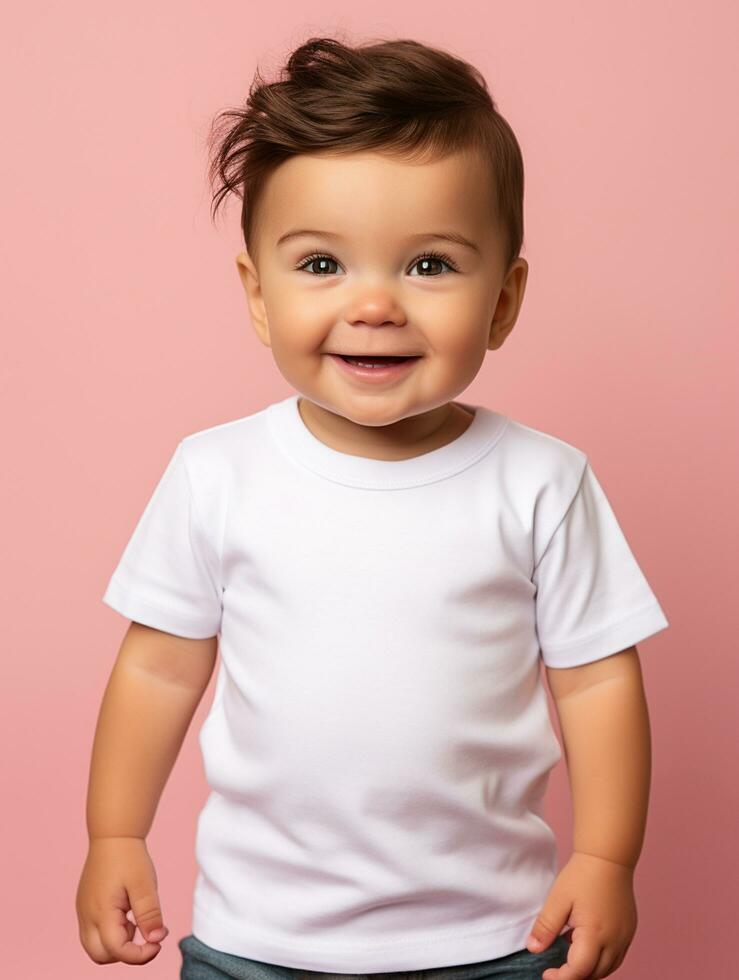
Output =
[
  {"x1": 86, "y1": 621, "x2": 218, "y2": 840},
  {"x1": 545, "y1": 645, "x2": 651, "y2": 871}
]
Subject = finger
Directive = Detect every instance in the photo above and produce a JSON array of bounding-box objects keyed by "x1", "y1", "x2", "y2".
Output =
[
  {"x1": 99, "y1": 908, "x2": 162, "y2": 965},
  {"x1": 610, "y1": 947, "x2": 627, "y2": 974},
  {"x1": 589, "y1": 945, "x2": 620, "y2": 980},
  {"x1": 527, "y1": 911, "x2": 570, "y2": 954},
  {"x1": 128, "y1": 882, "x2": 168, "y2": 944},
  {"x1": 126, "y1": 906, "x2": 168, "y2": 945},
  {"x1": 542, "y1": 933, "x2": 602, "y2": 980},
  {"x1": 81, "y1": 915, "x2": 136, "y2": 964},
  {"x1": 80, "y1": 927, "x2": 117, "y2": 965}
]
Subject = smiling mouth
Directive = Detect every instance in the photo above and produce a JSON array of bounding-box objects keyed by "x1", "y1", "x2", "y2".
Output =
[{"x1": 330, "y1": 354, "x2": 422, "y2": 365}]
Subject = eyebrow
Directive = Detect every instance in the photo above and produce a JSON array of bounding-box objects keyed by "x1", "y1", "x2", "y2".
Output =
[{"x1": 275, "y1": 228, "x2": 481, "y2": 255}]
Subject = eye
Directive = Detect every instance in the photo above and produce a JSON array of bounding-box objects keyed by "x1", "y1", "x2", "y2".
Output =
[
  {"x1": 293, "y1": 249, "x2": 461, "y2": 277},
  {"x1": 409, "y1": 250, "x2": 460, "y2": 276},
  {"x1": 294, "y1": 253, "x2": 340, "y2": 275}
]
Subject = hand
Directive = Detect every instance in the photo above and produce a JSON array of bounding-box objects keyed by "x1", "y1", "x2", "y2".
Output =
[
  {"x1": 76, "y1": 836, "x2": 170, "y2": 964},
  {"x1": 525, "y1": 851, "x2": 638, "y2": 979}
]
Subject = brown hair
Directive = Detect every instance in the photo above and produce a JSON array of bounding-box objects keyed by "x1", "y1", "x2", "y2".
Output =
[{"x1": 207, "y1": 35, "x2": 524, "y2": 271}]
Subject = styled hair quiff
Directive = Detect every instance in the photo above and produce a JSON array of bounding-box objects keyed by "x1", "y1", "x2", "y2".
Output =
[{"x1": 207, "y1": 36, "x2": 524, "y2": 271}]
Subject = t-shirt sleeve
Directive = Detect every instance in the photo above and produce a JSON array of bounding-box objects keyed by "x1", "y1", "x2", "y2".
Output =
[
  {"x1": 101, "y1": 441, "x2": 223, "y2": 639},
  {"x1": 533, "y1": 458, "x2": 669, "y2": 668}
]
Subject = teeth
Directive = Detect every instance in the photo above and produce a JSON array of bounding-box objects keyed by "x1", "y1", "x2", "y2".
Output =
[{"x1": 341, "y1": 355, "x2": 411, "y2": 368}]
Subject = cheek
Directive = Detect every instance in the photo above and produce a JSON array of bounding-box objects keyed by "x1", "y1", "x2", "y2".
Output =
[
  {"x1": 419, "y1": 287, "x2": 487, "y2": 338},
  {"x1": 263, "y1": 270, "x2": 317, "y2": 320},
  {"x1": 269, "y1": 317, "x2": 328, "y2": 364},
  {"x1": 426, "y1": 316, "x2": 487, "y2": 360},
  {"x1": 265, "y1": 291, "x2": 327, "y2": 349}
]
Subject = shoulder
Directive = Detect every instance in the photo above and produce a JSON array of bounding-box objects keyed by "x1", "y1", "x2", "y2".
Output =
[
  {"x1": 493, "y1": 414, "x2": 591, "y2": 562},
  {"x1": 180, "y1": 401, "x2": 273, "y2": 460},
  {"x1": 501, "y1": 415, "x2": 587, "y2": 477},
  {"x1": 497, "y1": 414, "x2": 588, "y2": 503},
  {"x1": 171, "y1": 401, "x2": 277, "y2": 526},
  {"x1": 176, "y1": 400, "x2": 279, "y2": 483}
]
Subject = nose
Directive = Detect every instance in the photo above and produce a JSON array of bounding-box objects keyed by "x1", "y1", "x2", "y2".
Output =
[{"x1": 343, "y1": 291, "x2": 406, "y2": 329}]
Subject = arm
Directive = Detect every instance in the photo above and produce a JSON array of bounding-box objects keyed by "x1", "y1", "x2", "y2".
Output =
[
  {"x1": 86, "y1": 621, "x2": 218, "y2": 840},
  {"x1": 77, "y1": 622, "x2": 217, "y2": 964},
  {"x1": 523, "y1": 646, "x2": 648, "y2": 971},
  {"x1": 545, "y1": 644, "x2": 651, "y2": 871}
]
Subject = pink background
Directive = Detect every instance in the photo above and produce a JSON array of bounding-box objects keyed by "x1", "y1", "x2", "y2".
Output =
[{"x1": 2, "y1": 2, "x2": 736, "y2": 977}]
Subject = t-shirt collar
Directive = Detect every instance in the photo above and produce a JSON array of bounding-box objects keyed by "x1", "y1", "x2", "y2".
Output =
[{"x1": 266, "y1": 394, "x2": 509, "y2": 489}]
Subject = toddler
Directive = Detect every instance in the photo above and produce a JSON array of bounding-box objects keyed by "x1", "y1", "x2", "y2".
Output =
[{"x1": 77, "y1": 36, "x2": 669, "y2": 980}]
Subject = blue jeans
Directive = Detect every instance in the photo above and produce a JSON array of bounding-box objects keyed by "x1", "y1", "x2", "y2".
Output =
[{"x1": 178, "y1": 932, "x2": 571, "y2": 980}]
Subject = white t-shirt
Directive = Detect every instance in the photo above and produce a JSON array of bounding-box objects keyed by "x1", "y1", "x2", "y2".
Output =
[{"x1": 102, "y1": 394, "x2": 669, "y2": 972}]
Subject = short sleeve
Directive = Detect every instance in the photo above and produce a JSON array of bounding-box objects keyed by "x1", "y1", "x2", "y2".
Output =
[
  {"x1": 533, "y1": 459, "x2": 669, "y2": 668},
  {"x1": 101, "y1": 441, "x2": 223, "y2": 639}
]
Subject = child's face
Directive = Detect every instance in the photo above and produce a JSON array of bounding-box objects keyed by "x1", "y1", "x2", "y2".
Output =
[{"x1": 236, "y1": 148, "x2": 528, "y2": 453}]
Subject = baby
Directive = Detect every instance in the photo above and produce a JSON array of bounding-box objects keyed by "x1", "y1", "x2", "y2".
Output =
[{"x1": 77, "y1": 36, "x2": 669, "y2": 980}]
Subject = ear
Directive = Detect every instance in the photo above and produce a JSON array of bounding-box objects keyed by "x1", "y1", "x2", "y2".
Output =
[
  {"x1": 488, "y1": 257, "x2": 529, "y2": 351},
  {"x1": 235, "y1": 250, "x2": 271, "y2": 348}
]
